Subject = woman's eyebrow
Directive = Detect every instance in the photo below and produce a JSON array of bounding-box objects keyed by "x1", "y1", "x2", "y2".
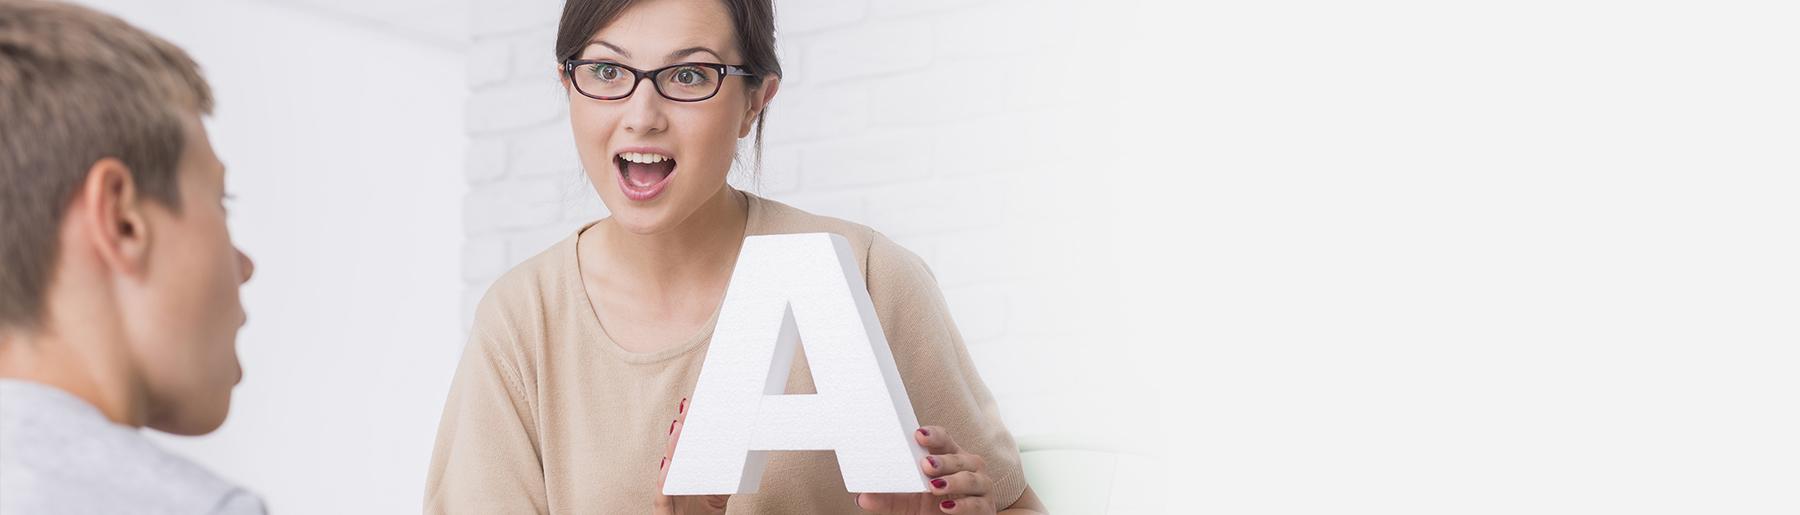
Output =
[
  {"x1": 583, "y1": 41, "x2": 721, "y2": 62},
  {"x1": 667, "y1": 46, "x2": 722, "y2": 61},
  {"x1": 586, "y1": 39, "x2": 630, "y2": 58}
]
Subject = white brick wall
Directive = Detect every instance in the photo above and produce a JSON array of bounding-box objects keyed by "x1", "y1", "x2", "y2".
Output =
[{"x1": 463, "y1": 0, "x2": 1102, "y2": 440}]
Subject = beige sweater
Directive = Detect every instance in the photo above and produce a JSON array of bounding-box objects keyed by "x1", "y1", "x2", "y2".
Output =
[{"x1": 424, "y1": 193, "x2": 1025, "y2": 514}]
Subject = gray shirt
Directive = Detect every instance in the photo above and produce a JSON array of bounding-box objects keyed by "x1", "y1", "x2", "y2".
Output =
[{"x1": 0, "y1": 380, "x2": 265, "y2": 515}]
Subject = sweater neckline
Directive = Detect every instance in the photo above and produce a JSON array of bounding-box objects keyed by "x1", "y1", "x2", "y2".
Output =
[{"x1": 566, "y1": 190, "x2": 766, "y2": 364}]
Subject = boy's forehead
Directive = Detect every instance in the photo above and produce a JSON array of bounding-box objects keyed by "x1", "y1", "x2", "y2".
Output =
[{"x1": 177, "y1": 112, "x2": 224, "y2": 177}]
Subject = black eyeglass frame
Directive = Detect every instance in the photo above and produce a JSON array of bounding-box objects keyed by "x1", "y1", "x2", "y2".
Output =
[{"x1": 562, "y1": 59, "x2": 757, "y2": 102}]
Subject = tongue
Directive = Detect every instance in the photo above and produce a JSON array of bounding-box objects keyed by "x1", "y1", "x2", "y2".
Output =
[{"x1": 623, "y1": 161, "x2": 674, "y2": 188}]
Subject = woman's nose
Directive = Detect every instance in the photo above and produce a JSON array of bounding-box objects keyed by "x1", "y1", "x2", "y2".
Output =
[{"x1": 620, "y1": 85, "x2": 669, "y2": 134}]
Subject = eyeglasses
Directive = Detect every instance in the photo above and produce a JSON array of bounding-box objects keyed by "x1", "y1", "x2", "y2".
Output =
[{"x1": 563, "y1": 60, "x2": 756, "y2": 102}]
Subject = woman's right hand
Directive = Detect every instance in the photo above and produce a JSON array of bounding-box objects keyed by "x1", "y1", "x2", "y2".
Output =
[{"x1": 655, "y1": 398, "x2": 730, "y2": 515}]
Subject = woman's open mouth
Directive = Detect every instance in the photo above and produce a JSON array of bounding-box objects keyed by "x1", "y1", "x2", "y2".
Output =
[{"x1": 615, "y1": 150, "x2": 676, "y2": 201}]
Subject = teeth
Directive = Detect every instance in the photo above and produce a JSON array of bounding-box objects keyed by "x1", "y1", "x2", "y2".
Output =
[{"x1": 619, "y1": 151, "x2": 671, "y2": 164}]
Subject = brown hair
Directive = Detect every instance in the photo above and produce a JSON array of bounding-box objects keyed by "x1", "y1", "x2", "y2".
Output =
[
  {"x1": 0, "y1": 0, "x2": 214, "y2": 331},
  {"x1": 554, "y1": 0, "x2": 781, "y2": 169}
]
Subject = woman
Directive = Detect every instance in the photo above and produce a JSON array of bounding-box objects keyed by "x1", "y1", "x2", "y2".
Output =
[{"x1": 425, "y1": 0, "x2": 1046, "y2": 513}]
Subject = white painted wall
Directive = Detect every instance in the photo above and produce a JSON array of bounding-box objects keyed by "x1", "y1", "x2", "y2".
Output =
[
  {"x1": 71, "y1": 1, "x2": 468, "y2": 513},
  {"x1": 1118, "y1": 2, "x2": 1800, "y2": 514}
]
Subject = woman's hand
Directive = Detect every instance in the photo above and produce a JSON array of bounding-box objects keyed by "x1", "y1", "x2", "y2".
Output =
[
  {"x1": 655, "y1": 398, "x2": 730, "y2": 515},
  {"x1": 852, "y1": 426, "x2": 1003, "y2": 515}
]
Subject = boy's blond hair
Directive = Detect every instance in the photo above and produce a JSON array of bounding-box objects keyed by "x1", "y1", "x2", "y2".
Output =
[{"x1": 0, "y1": 0, "x2": 214, "y2": 330}]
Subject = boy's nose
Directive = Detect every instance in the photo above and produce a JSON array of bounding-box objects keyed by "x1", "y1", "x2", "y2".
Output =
[{"x1": 236, "y1": 248, "x2": 255, "y2": 284}]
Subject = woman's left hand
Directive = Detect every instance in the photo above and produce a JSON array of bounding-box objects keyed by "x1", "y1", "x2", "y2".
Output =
[
  {"x1": 655, "y1": 398, "x2": 731, "y2": 515},
  {"x1": 852, "y1": 426, "x2": 1000, "y2": 515}
]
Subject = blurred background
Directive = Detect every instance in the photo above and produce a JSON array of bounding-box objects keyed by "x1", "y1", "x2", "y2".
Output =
[{"x1": 72, "y1": 0, "x2": 1800, "y2": 513}]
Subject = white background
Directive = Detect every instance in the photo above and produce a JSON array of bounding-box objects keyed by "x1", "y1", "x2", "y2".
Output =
[
  {"x1": 1125, "y1": 1, "x2": 1800, "y2": 513},
  {"x1": 69, "y1": 0, "x2": 1800, "y2": 513}
]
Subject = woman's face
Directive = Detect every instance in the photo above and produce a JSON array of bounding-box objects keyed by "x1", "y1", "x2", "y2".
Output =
[{"x1": 564, "y1": 0, "x2": 774, "y2": 235}]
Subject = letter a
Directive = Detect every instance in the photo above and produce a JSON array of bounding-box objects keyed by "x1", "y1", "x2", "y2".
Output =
[{"x1": 663, "y1": 233, "x2": 929, "y2": 494}]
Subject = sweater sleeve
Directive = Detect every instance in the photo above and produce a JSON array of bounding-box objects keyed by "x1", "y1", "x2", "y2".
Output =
[
  {"x1": 424, "y1": 299, "x2": 549, "y2": 514},
  {"x1": 864, "y1": 231, "x2": 1027, "y2": 509}
]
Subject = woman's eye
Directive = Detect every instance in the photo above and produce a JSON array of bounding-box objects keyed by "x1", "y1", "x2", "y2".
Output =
[
  {"x1": 593, "y1": 64, "x2": 621, "y2": 81},
  {"x1": 673, "y1": 68, "x2": 706, "y2": 86}
]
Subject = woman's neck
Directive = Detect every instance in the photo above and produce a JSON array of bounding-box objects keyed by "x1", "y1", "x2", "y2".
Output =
[{"x1": 596, "y1": 186, "x2": 749, "y2": 292}]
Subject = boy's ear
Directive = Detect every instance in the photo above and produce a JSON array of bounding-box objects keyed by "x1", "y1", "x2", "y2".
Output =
[{"x1": 77, "y1": 158, "x2": 152, "y2": 278}]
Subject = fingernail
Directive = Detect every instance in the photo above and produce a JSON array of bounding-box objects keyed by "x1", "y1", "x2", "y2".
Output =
[
  {"x1": 669, "y1": 419, "x2": 676, "y2": 434},
  {"x1": 660, "y1": 457, "x2": 667, "y2": 469},
  {"x1": 940, "y1": 499, "x2": 956, "y2": 510},
  {"x1": 918, "y1": 427, "x2": 930, "y2": 437},
  {"x1": 679, "y1": 398, "x2": 687, "y2": 414},
  {"x1": 931, "y1": 478, "x2": 947, "y2": 489},
  {"x1": 927, "y1": 456, "x2": 939, "y2": 469}
]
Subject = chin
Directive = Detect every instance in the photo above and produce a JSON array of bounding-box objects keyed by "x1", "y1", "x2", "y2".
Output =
[
  {"x1": 604, "y1": 190, "x2": 705, "y2": 236},
  {"x1": 607, "y1": 206, "x2": 672, "y2": 235},
  {"x1": 149, "y1": 390, "x2": 233, "y2": 436},
  {"x1": 151, "y1": 412, "x2": 228, "y2": 436}
]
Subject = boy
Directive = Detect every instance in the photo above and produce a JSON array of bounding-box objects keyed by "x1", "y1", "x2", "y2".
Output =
[{"x1": 0, "y1": 1, "x2": 263, "y2": 512}]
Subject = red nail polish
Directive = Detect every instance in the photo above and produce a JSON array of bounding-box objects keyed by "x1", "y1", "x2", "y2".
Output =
[
  {"x1": 669, "y1": 419, "x2": 676, "y2": 434},
  {"x1": 940, "y1": 499, "x2": 956, "y2": 510},
  {"x1": 931, "y1": 478, "x2": 947, "y2": 489},
  {"x1": 927, "y1": 456, "x2": 939, "y2": 469},
  {"x1": 918, "y1": 427, "x2": 930, "y2": 437},
  {"x1": 679, "y1": 398, "x2": 687, "y2": 414},
  {"x1": 660, "y1": 457, "x2": 667, "y2": 469}
]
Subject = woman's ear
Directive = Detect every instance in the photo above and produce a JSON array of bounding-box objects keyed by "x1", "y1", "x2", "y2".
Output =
[
  {"x1": 77, "y1": 158, "x2": 152, "y2": 279},
  {"x1": 740, "y1": 75, "x2": 781, "y2": 137}
]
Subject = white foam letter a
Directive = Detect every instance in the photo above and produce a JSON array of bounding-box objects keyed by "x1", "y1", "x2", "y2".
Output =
[{"x1": 662, "y1": 233, "x2": 929, "y2": 495}]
